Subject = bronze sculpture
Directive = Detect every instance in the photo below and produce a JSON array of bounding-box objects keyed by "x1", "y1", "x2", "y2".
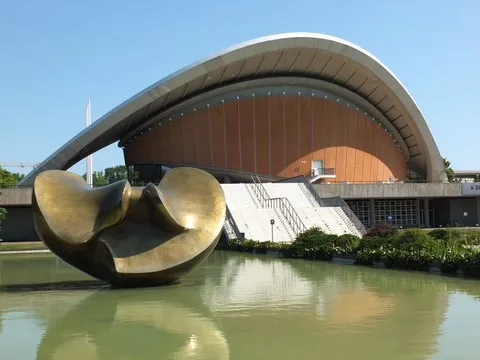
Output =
[{"x1": 32, "y1": 167, "x2": 226, "y2": 287}]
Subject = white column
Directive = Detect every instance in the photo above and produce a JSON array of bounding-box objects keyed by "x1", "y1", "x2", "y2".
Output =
[{"x1": 85, "y1": 98, "x2": 93, "y2": 187}]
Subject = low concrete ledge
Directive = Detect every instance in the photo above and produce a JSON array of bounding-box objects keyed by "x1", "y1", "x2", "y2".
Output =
[
  {"x1": 313, "y1": 183, "x2": 463, "y2": 199},
  {"x1": 0, "y1": 187, "x2": 33, "y2": 206},
  {"x1": 0, "y1": 183, "x2": 469, "y2": 207},
  {"x1": 0, "y1": 249, "x2": 50, "y2": 255}
]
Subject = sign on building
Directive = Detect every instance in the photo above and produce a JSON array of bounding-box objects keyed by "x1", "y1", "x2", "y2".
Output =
[{"x1": 461, "y1": 182, "x2": 480, "y2": 196}]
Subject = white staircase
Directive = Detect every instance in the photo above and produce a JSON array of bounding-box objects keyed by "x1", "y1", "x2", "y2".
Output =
[
  {"x1": 221, "y1": 182, "x2": 364, "y2": 242},
  {"x1": 262, "y1": 183, "x2": 363, "y2": 237},
  {"x1": 221, "y1": 184, "x2": 294, "y2": 242}
]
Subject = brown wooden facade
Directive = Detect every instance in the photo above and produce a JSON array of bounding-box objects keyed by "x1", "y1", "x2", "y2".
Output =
[{"x1": 123, "y1": 95, "x2": 407, "y2": 183}]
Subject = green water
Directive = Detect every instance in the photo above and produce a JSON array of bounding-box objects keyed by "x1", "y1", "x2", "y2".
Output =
[{"x1": 1, "y1": 252, "x2": 480, "y2": 360}]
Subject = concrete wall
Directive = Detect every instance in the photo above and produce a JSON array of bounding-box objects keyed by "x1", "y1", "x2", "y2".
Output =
[
  {"x1": 0, "y1": 188, "x2": 37, "y2": 241},
  {"x1": 449, "y1": 198, "x2": 477, "y2": 226},
  {"x1": 0, "y1": 206, "x2": 38, "y2": 241},
  {"x1": 0, "y1": 187, "x2": 32, "y2": 206},
  {"x1": 2, "y1": 183, "x2": 463, "y2": 205},
  {"x1": 314, "y1": 183, "x2": 462, "y2": 199}
]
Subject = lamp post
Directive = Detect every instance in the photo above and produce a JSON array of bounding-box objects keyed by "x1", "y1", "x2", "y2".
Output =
[{"x1": 270, "y1": 219, "x2": 275, "y2": 242}]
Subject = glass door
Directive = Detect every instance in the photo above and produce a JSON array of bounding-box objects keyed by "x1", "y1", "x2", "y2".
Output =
[{"x1": 311, "y1": 160, "x2": 324, "y2": 176}]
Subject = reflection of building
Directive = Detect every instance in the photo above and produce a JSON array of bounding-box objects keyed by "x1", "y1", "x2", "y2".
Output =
[
  {"x1": 2, "y1": 251, "x2": 479, "y2": 359},
  {"x1": 202, "y1": 256, "x2": 315, "y2": 311},
  {"x1": 201, "y1": 252, "x2": 449, "y2": 360}
]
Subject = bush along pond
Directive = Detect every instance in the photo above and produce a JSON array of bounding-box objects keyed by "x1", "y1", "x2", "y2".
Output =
[{"x1": 219, "y1": 223, "x2": 480, "y2": 278}]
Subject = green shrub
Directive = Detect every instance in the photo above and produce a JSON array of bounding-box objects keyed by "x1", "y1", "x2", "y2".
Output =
[
  {"x1": 335, "y1": 234, "x2": 361, "y2": 253},
  {"x1": 222, "y1": 227, "x2": 480, "y2": 279},
  {"x1": 253, "y1": 241, "x2": 290, "y2": 253},
  {"x1": 0, "y1": 207, "x2": 6, "y2": 232},
  {"x1": 225, "y1": 239, "x2": 256, "y2": 252},
  {"x1": 429, "y1": 228, "x2": 461, "y2": 241},
  {"x1": 383, "y1": 248, "x2": 433, "y2": 271},
  {"x1": 224, "y1": 239, "x2": 291, "y2": 253},
  {"x1": 394, "y1": 229, "x2": 433, "y2": 251},
  {"x1": 290, "y1": 228, "x2": 357, "y2": 260},
  {"x1": 456, "y1": 230, "x2": 480, "y2": 246},
  {"x1": 457, "y1": 249, "x2": 480, "y2": 277},
  {"x1": 356, "y1": 248, "x2": 388, "y2": 265},
  {"x1": 365, "y1": 222, "x2": 398, "y2": 238},
  {"x1": 294, "y1": 227, "x2": 325, "y2": 246},
  {"x1": 358, "y1": 236, "x2": 394, "y2": 251},
  {"x1": 437, "y1": 247, "x2": 465, "y2": 274}
]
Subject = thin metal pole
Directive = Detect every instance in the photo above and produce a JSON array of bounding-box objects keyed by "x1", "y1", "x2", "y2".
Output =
[{"x1": 86, "y1": 98, "x2": 93, "y2": 187}]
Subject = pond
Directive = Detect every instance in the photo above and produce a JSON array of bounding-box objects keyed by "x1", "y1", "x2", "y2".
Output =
[{"x1": 1, "y1": 251, "x2": 480, "y2": 359}]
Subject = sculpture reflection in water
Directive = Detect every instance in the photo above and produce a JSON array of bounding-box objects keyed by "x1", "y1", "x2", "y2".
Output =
[
  {"x1": 35, "y1": 289, "x2": 230, "y2": 360},
  {"x1": 32, "y1": 167, "x2": 226, "y2": 287}
]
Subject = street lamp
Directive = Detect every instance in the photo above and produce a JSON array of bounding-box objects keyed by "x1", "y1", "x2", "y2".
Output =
[{"x1": 270, "y1": 219, "x2": 275, "y2": 242}]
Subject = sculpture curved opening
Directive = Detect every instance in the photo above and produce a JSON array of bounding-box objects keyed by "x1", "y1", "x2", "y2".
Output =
[{"x1": 32, "y1": 167, "x2": 226, "y2": 288}]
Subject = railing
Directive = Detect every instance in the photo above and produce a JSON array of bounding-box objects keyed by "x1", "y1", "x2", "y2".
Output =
[
  {"x1": 224, "y1": 206, "x2": 244, "y2": 240},
  {"x1": 296, "y1": 175, "x2": 366, "y2": 235},
  {"x1": 297, "y1": 176, "x2": 326, "y2": 207},
  {"x1": 304, "y1": 168, "x2": 335, "y2": 180},
  {"x1": 316, "y1": 179, "x2": 448, "y2": 185},
  {"x1": 250, "y1": 175, "x2": 307, "y2": 236},
  {"x1": 322, "y1": 196, "x2": 367, "y2": 235}
]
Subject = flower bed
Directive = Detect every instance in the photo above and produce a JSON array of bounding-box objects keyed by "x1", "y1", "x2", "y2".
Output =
[{"x1": 220, "y1": 224, "x2": 480, "y2": 278}]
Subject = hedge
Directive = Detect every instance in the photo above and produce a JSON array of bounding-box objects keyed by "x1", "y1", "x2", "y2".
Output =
[{"x1": 221, "y1": 223, "x2": 480, "y2": 278}]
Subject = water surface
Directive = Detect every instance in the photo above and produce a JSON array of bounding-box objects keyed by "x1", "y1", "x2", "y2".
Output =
[{"x1": 1, "y1": 251, "x2": 480, "y2": 359}]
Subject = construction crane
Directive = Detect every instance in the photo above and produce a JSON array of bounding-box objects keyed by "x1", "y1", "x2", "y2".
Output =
[{"x1": 0, "y1": 162, "x2": 39, "y2": 169}]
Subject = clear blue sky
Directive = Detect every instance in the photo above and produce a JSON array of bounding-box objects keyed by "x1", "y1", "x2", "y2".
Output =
[{"x1": 1, "y1": 0, "x2": 479, "y2": 175}]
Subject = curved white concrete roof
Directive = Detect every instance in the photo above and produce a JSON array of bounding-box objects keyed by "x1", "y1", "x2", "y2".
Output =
[{"x1": 20, "y1": 32, "x2": 447, "y2": 185}]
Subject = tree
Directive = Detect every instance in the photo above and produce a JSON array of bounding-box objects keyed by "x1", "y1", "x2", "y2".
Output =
[
  {"x1": 82, "y1": 166, "x2": 127, "y2": 188},
  {"x1": 0, "y1": 206, "x2": 6, "y2": 231},
  {"x1": 0, "y1": 166, "x2": 23, "y2": 234},
  {"x1": 443, "y1": 157, "x2": 455, "y2": 183},
  {"x1": 93, "y1": 171, "x2": 108, "y2": 187},
  {"x1": 83, "y1": 171, "x2": 108, "y2": 187},
  {"x1": 104, "y1": 165, "x2": 127, "y2": 184},
  {"x1": 0, "y1": 167, "x2": 24, "y2": 188}
]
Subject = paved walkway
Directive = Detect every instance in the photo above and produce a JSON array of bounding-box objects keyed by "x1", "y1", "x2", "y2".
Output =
[
  {"x1": 0, "y1": 241, "x2": 43, "y2": 245},
  {"x1": 0, "y1": 249, "x2": 50, "y2": 255},
  {"x1": 0, "y1": 241, "x2": 49, "y2": 255}
]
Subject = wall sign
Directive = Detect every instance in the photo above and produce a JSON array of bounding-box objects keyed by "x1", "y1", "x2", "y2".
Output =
[{"x1": 461, "y1": 183, "x2": 480, "y2": 196}]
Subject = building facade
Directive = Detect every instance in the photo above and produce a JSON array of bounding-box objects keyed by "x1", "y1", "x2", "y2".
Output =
[
  {"x1": 4, "y1": 33, "x2": 464, "y2": 240},
  {"x1": 123, "y1": 87, "x2": 407, "y2": 185},
  {"x1": 18, "y1": 32, "x2": 447, "y2": 187}
]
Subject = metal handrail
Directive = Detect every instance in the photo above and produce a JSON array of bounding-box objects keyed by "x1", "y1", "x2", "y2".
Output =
[
  {"x1": 249, "y1": 175, "x2": 307, "y2": 236},
  {"x1": 322, "y1": 196, "x2": 367, "y2": 235},
  {"x1": 298, "y1": 176, "x2": 326, "y2": 207},
  {"x1": 225, "y1": 206, "x2": 243, "y2": 240},
  {"x1": 304, "y1": 167, "x2": 335, "y2": 179},
  {"x1": 299, "y1": 176, "x2": 366, "y2": 235}
]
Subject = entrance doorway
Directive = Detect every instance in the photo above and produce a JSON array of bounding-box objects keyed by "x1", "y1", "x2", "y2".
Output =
[{"x1": 311, "y1": 160, "x2": 324, "y2": 176}]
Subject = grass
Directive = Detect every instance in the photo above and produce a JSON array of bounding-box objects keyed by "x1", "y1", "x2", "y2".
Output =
[{"x1": 0, "y1": 242, "x2": 47, "y2": 252}]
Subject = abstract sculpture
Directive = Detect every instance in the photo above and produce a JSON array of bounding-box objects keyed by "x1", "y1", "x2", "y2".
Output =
[{"x1": 32, "y1": 167, "x2": 226, "y2": 287}]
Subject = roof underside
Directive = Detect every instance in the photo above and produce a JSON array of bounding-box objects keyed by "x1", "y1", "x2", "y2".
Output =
[{"x1": 20, "y1": 33, "x2": 446, "y2": 186}]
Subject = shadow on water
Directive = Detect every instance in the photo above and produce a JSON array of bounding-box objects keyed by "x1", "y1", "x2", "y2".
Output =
[
  {"x1": 0, "y1": 280, "x2": 108, "y2": 293},
  {"x1": 0, "y1": 278, "x2": 206, "y2": 293}
]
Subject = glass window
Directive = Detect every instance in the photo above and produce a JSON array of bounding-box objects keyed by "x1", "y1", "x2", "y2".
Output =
[{"x1": 345, "y1": 200, "x2": 371, "y2": 227}]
